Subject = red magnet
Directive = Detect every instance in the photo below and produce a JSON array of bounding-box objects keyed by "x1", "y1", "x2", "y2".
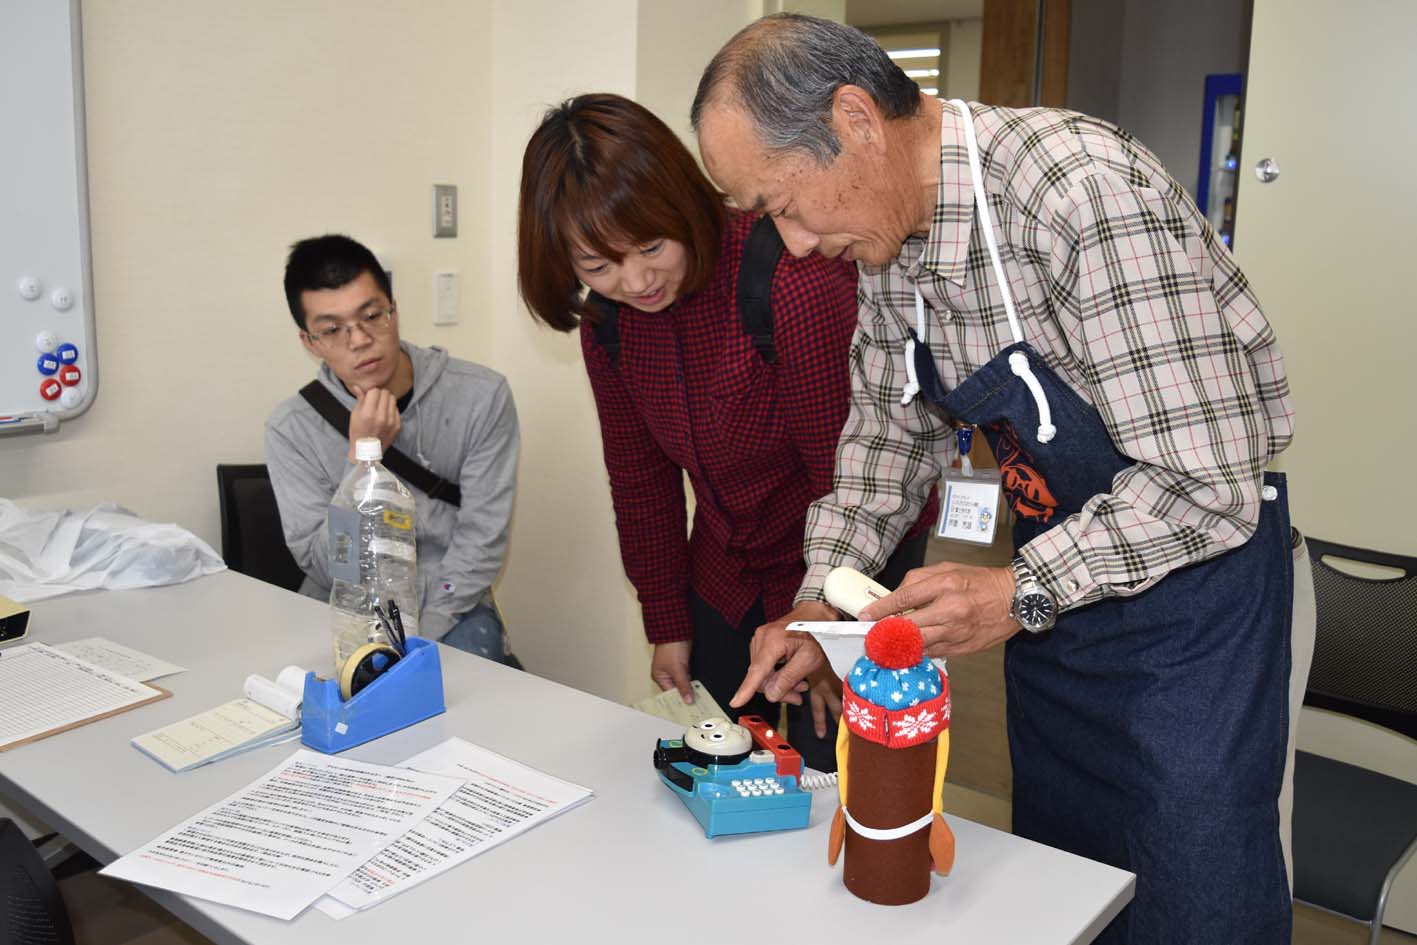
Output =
[
  {"x1": 59, "y1": 364, "x2": 82, "y2": 386},
  {"x1": 39, "y1": 378, "x2": 62, "y2": 401}
]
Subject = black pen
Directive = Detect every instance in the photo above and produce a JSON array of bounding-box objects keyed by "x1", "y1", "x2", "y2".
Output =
[
  {"x1": 387, "y1": 599, "x2": 407, "y2": 652},
  {"x1": 374, "y1": 603, "x2": 401, "y2": 654}
]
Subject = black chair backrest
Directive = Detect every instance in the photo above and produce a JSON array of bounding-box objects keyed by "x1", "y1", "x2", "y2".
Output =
[
  {"x1": 216, "y1": 464, "x2": 307, "y2": 593},
  {"x1": 1305, "y1": 536, "x2": 1417, "y2": 740},
  {"x1": 0, "y1": 819, "x2": 74, "y2": 945}
]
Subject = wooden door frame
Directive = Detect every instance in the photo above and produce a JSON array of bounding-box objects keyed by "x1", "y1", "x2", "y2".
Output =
[{"x1": 980, "y1": 0, "x2": 1071, "y2": 107}]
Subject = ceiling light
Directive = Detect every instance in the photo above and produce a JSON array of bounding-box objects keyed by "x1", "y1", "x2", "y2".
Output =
[{"x1": 888, "y1": 48, "x2": 940, "y2": 60}]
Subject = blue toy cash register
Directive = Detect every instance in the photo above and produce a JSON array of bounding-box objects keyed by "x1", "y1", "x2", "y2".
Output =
[{"x1": 652, "y1": 714, "x2": 812, "y2": 838}]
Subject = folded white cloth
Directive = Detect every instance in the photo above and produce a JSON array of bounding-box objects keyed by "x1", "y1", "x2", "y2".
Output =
[{"x1": 0, "y1": 499, "x2": 225, "y2": 603}]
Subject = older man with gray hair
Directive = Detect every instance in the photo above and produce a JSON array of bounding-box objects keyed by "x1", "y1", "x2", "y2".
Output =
[{"x1": 694, "y1": 13, "x2": 1310, "y2": 944}]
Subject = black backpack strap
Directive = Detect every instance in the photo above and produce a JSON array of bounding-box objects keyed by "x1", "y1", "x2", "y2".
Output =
[
  {"x1": 298, "y1": 381, "x2": 462, "y2": 508},
  {"x1": 737, "y1": 215, "x2": 785, "y2": 363},
  {"x1": 586, "y1": 291, "x2": 621, "y2": 365}
]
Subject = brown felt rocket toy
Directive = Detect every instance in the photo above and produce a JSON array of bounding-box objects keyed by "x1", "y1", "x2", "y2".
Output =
[{"x1": 828, "y1": 616, "x2": 955, "y2": 905}]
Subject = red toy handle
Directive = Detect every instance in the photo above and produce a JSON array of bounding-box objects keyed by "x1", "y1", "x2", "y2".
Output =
[{"x1": 737, "y1": 715, "x2": 803, "y2": 779}]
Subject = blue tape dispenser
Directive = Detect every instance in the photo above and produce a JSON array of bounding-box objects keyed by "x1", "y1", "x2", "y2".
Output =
[{"x1": 301, "y1": 636, "x2": 446, "y2": 754}]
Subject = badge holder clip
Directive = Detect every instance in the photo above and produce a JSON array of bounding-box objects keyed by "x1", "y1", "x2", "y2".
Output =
[
  {"x1": 937, "y1": 426, "x2": 1003, "y2": 546},
  {"x1": 301, "y1": 636, "x2": 446, "y2": 754}
]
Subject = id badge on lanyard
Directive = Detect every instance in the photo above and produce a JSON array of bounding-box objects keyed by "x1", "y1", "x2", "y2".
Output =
[{"x1": 936, "y1": 425, "x2": 1002, "y2": 546}]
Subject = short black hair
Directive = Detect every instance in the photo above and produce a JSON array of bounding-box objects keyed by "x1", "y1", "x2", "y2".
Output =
[{"x1": 283, "y1": 234, "x2": 392, "y2": 329}]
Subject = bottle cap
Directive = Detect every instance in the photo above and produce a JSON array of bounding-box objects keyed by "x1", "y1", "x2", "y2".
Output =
[{"x1": 355, "y1": 437, "x2": 383, "y2": 461}]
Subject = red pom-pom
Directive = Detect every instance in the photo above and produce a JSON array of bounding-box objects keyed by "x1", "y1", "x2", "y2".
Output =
[{"x1": 865, "y1": 617, "x2": 924, "y2": 669}]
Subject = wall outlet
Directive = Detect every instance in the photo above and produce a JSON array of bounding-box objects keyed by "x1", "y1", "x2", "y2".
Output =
[
  {"x1": 433, "y1": 184, "x2": 457, "y2": 238},
  {"x1": 433, "y1": 271, "x2": 459, "y2": 325}
]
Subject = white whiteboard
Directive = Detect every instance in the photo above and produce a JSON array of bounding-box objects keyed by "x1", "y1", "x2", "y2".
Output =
[{"x1": 1, "y1": 0, "x2": 96, "y2": 436}]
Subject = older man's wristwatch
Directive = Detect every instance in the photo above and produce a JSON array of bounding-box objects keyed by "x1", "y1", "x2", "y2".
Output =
[{"x1": 1009, "y1": 559, "x2": 1057, "y2": 633}]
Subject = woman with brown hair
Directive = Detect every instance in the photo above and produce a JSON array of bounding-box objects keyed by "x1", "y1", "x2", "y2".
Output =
[{"x1": 517, "y1": 93, "x2": 933, "y2": 770}]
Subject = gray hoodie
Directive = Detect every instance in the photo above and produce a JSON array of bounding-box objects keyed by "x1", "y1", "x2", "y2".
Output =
[{"x1": 264, "y1": 342, "x2": 518, "y2": 637}]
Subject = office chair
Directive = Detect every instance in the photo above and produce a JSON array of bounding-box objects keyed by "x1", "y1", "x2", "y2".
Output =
[
  {"x1": 1293, "y1": 537, "x2": 1417, "y2": 945},
  {"x1": 0, "y1": 819, "x2": 75, "y2": 945},
  {"x1": 215, "y1": 464, "x2": 307, "y2": 593}
]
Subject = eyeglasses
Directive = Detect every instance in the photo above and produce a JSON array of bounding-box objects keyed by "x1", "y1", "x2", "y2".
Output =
[{"x1": 306, "y1": 306, "x2": 396, "y2": 349}]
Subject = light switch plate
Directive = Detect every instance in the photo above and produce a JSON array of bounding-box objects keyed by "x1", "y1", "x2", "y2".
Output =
[
  {"x1": 433, "y1": 271, "x2": 459, "y2": 325},
  {"x1": 433, "y1": 184, "x2": 457, "y2": 238}
]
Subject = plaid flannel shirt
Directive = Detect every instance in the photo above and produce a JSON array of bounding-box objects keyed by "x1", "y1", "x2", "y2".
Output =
[
  {"x1": 798, "y1": 104, "x2": 1294, "y2": 611},
  {"x1": 584, "y1": 210, "x2": 935, "y2": 645}
]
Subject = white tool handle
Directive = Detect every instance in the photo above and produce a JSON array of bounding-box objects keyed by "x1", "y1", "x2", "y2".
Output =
[{"x1": 823, "y1": 567, "x2": 891, "y2": 619}]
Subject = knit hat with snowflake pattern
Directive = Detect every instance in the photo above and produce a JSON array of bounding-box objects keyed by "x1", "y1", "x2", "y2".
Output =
[{"x1": 842, "y1": 617, "x2": 950, "y2": 749}]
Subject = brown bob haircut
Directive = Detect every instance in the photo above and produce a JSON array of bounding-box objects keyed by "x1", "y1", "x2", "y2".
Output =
[{"x1": 518, "y1": 93, "x2": 727, "y2": 332}]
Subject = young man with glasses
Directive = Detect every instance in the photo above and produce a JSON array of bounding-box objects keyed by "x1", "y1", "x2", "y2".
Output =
[{"x1": 265, "y1": 234, "x2": 520, "y2": 664}]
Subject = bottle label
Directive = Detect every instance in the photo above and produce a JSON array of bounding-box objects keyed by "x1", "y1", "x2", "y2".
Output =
[
  {"x1": 369, "y1": 538, "x2": 416, "y2": 562},
  {"x1": 383, "y1": 509, "x2": 413, "y2": 531},
  {"x1": 327, "y1": 506, "x2": 361, "y2": 585}
]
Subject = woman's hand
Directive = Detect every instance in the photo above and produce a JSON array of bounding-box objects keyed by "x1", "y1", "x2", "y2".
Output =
[{"x1": 651, "y1": 640, "x2": 695, "y2": 703}]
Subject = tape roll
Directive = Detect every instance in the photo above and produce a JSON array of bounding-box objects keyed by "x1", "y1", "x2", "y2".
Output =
[{"x1": 339, "y1": 642, "x2": 402, "y2": 701}]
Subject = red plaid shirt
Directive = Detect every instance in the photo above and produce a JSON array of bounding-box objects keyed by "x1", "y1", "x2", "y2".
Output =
[{"x1": 582, "y1": 210, "x2": 936, "y2": 644}]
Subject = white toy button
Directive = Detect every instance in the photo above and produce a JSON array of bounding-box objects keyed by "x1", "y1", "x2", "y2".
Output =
[
  {"x1": 1261, "y1": 485, "x2": 1278, "y2": 501},
  {"x1": 35, "y1": 330, "x2": 57, "y2": 352}
]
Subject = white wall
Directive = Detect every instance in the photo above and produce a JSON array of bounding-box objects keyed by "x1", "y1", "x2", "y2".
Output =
[
  {"x1": 1066, "y1": 0, "x2": 1248, "y2": 197},
  {"x1": 944, "y1": 18, "x2": 982, "y2": 102},
  {"x1": 638, "y1": 0, "x2": 762, "y2": 149},
  {"x1": 484, "y1": 0, "x2": 643, "y2": 704},
  {"x1": 1, "y1": 0, "x2": 493, "y2": 541},
  {"x1": 486, "y1": 0, "x2": 763, "y2": 704},
  {"x1": 1115, "y1": 0, "x2": 1249, "y2": 196},
  {"x1": 1066, "y1": 0, "x2": 1125, "y2": 122}
]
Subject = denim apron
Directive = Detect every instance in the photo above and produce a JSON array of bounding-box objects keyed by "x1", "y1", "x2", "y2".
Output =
[{"x1": 903, "y1": 101, "x2": 1295, "y2": 943}]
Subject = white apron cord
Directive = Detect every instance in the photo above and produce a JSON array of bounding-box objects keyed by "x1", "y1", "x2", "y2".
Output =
[
  {"x1": 900, "y1": 289, "x2": 927, "y2": 405},
  {"x1": 948, "y1": 98, "x2": 1057, "y2": 444}
]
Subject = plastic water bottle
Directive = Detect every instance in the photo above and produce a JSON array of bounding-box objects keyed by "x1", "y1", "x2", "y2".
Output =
[{"x1": 327, "y1": 437, "x2": 420, "y2": 673}]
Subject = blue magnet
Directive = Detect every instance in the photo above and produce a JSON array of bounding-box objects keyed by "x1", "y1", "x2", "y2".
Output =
[
  {"x1": 36, "y1": 353, "x2": 60, "y2": 376},
  {"x1": 55, "y1": 343, "x2": 79, "y2": 364}
]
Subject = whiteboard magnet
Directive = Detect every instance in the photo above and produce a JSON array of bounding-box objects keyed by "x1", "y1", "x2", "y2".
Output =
[
  {"x1": 59, "y1": 388, "x2": 81, "y2": 410},
  {"x1": 18, "y1": 276, "x2": 42, "y2": 300},
  {"x1": 35, "y1": 331, "x2": 57, "y2": 353},
  {"x1": 50, "y1": 287, "x2": 74, "y2": 311}
]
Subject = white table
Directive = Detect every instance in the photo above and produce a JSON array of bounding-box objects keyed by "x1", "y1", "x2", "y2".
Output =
[{"x1": 0, "y1": 572, "x2": 1133, "y2": 944}]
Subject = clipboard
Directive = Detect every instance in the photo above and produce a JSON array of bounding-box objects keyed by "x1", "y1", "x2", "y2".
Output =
[{"x1": 0, "y1": 643, "x2": 171, "y2": 753}]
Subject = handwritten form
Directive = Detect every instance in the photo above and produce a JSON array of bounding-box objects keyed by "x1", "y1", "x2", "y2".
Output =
[
  {"x1": 0, "y1": 643, "x2": 165, "y2": 750},
  {"x1": 317, "y1": 737, "x2": 593, "y2": 918},
  {"x1": 101, "y1": 750, "x2": 463, "y2": 920},
  {"x1": 130, "y1": 699, "x2": 296, "y2": 773},
  {"x1": 632, "y1": 679, "x2": 726, "y2": 727},
  {"x1": 53, "y1": 637, "x2": 186, "y2": 682},
  {"x1": 131, "y1": 666, "x2": 308, "y2": 772}
]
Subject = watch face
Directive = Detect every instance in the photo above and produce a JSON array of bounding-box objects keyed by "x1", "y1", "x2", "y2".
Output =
[{"x1": 1017, "y1": 591, "x2": 1055, "y2": 629}]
